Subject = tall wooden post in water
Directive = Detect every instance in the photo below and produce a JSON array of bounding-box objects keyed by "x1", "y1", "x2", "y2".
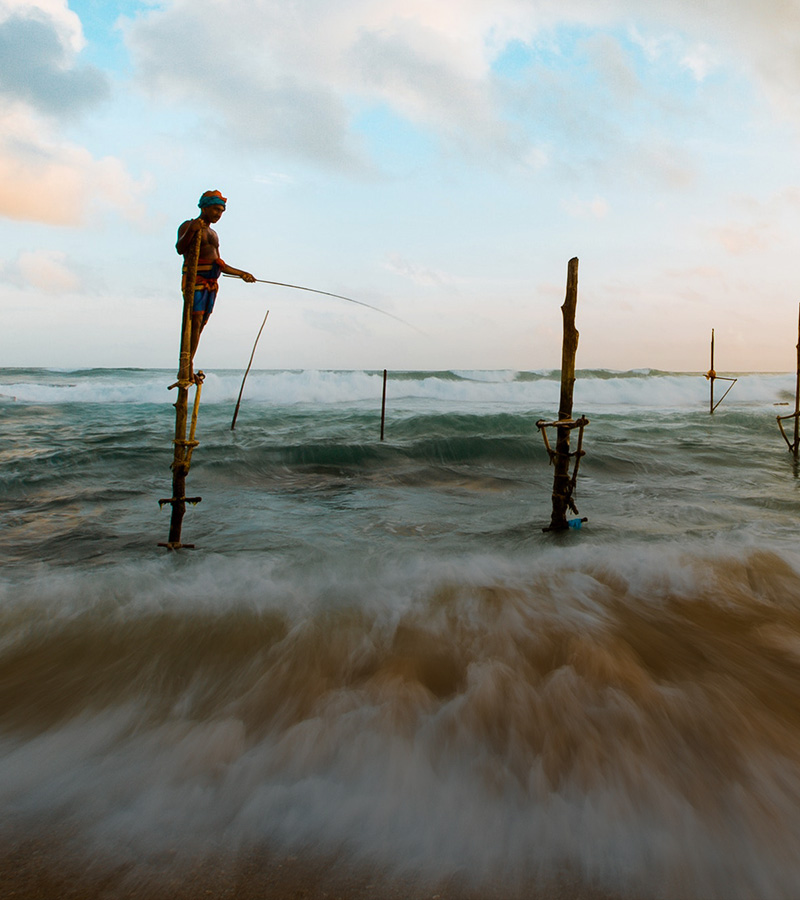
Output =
[
  {"x1": 549, "y1": 258, "x2": 580, "y2": 530},
  {"x1": 159, "y1": 230, "x2": 203, "y2": 549},
  {"x1": 536, "y1": 258, "x2": 588, "y2": 531}
]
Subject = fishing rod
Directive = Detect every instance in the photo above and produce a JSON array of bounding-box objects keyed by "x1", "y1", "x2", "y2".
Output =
[{"x1": 222, "y1": 274, "x2": 421, "y2": 332}]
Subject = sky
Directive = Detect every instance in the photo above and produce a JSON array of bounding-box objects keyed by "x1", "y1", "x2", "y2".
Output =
[{"x1": 2, "y1": 0, "x2": 800, "y2": 372}]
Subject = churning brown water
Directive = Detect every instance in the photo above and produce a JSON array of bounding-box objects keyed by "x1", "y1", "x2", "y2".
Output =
[{"x1": 2, "y1": 547, "x2": 799, "y2": 898}]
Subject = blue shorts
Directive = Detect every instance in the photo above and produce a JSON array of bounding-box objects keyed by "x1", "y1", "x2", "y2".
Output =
[{"x1": 192, "y1": 287, "x2": 217, "y2": 321}]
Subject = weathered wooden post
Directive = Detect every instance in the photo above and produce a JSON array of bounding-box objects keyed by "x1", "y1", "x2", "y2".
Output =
[
  {"x1": 777, "y1": 303, "x2": 800, "y2": 458},
  {"x1": 159, "y1": 230, "x2": 203, "y2": 549},
  {"x1": 536, "y1": 257, "x2": 588, "y2": 531},
  {"x1": 550, "y1": 257, "x2": 580, "y2": 530}
]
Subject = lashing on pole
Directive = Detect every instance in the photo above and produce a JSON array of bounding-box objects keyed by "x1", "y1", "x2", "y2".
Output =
[{"x1": 536, "y1": 415, "x2": 590, "y2": 520}]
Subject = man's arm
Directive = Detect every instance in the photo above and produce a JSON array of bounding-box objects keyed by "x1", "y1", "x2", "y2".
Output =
[
  {"x1": 219, "y1": 261, "x2": 256, "y2": 283},
  {"x1": 176, "y1": 218, "x2": 203, "y2": 255}
]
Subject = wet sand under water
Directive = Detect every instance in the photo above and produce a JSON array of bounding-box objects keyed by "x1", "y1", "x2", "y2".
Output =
[{"x1": 0, "y1": 837, "x2": 626, "y2": 900}]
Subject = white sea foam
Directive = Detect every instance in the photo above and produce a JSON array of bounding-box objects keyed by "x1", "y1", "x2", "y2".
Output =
[{"x1": 3, "y1": 368, "x2": 793, "y2": 412}]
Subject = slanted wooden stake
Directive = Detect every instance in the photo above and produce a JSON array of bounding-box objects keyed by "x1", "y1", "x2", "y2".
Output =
[
  {"x1": 159, "y1": 229, "x2": 203, "y2": 549},
  {"x1": 777, "y1": 302, "x2": 800, "y2": 457},
  {"x1": 231, "y1": 309, "x2": 270, "y2": 430},
  {"x1": 537, "y1": 257, "x2": 588, "y2": 532}
]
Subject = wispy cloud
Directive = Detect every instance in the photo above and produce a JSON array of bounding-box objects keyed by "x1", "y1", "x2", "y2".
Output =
[
  {"x1": 384, "y1": 253, "x2": 460, "y2": 287},
  {"x1": 4, "y1": 248, "x2": 81, "y2": 291}
]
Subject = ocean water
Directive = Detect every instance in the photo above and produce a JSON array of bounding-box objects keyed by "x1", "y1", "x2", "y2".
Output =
[{"x1": 1, "y1": 367, "x2": 800, "y2": 898}]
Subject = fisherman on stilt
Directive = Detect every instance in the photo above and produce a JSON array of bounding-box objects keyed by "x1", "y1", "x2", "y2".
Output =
[{"x1": 176, "y1": 190, "x2": 256, "y2": 379}]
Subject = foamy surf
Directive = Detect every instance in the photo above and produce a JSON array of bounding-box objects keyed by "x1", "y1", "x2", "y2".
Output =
[{"x1": 1, "y1": 546, "x2": 799, "y2": 898}]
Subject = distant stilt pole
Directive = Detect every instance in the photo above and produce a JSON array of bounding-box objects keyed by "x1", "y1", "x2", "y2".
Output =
[
  {"x1": 159, "y1": 229, "x2": 203, "y2": 549},
  {"x1": 709, "y1": 329, "x2": 715, "y2": 414},
  {"x1": 794, "y1": 304, "x2": 800, "y2": 454},
  {"x1": 380, "y1": 369, "x2": 387, "y2": 441},
  {"x1": 777, "y1": 302, "x2": 800, "y2": 458},
  {"x1": 540, "y1": 257, "x2": 586, "y2": 532},
  {"x1": 705, "y1": 328, "x2": 737, "y2": 413}
]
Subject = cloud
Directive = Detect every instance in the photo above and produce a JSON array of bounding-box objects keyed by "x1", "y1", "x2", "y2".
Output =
[
  {"x1": 679, "y1": 43, "x2": 718, "y2": 82},
  {"x1": 122, "y1": 0, "x2": 548, "y2": 169},
  {"x1": 0, "y1": 0, "x2": 85, "y2": 50},
  {"x1": 0, "y1": 14, "x2": 109, "y2": 117},
  {"x1": 580, "y1": 32, "x2": 641, "y2": 103},
  {"x1": 625, "y1": 0, "x2": 800, "y2": 121},
  {"x1": 707, "y1": 187, "x2": 800, "y2": 257},
  {"x1": 0, "y1": 1, "x2": 146, "y2": 226},
  {"x1": 4, "y1": 248, "x2": 81, "y2": 291},
  {"x1": 0, "y1": 104, "x2": 148, "y2": 225},
  {"x1": 712, "y1": 222, "x2": 773, "y2": 256},
  {"x1": 384, "y1": 253, "x2": 459, "y2": 287},
  {"x1": 123, "y1": 3, "x2": 363, "y2": 170},
  {"x1": 118, "y1": 0, "x2": 800, "y2": 185},
  {"x1": 561, "y1": 195, "x2": 609, "y2": 219}
]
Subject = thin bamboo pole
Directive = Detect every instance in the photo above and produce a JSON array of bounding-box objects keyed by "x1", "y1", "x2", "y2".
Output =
[
  {"x1": 547, "y1": 257, "x2": 580, "y2": 531},
  {"x1": 380, "y1": 369, "x2": 387, "y2": 441}
]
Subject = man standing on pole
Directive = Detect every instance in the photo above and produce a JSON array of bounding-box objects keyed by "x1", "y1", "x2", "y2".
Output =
[{"x1": 176, "y1": 190, "x2": 256, "y2": 378}]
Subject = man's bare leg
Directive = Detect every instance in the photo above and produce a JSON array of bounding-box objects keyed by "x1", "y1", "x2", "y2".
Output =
[{"x1": 189, "y1": 314, "x2": 205, "y2": 381}]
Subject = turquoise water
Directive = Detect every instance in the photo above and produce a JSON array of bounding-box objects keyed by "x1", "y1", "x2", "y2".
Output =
[{"x1": 1, "y1": 368, "x2": 800, "y2": 897}]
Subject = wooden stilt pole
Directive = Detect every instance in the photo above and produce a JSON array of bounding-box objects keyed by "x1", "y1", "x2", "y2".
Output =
[
  {"x1": 159, "y1": 229, "x2": 203, "y2": 550},
  {"x1": 380, "y1": 369, "x2": 387, "y2": 441},
  {"x1": 794, "y1": 303, "x2": 800, "y2": 455},
  {"x1": 546, "y1": 257, "x2": 581, "y2": 532},
  {"x1": 777, "y1": 302, "x2": 800, "y2": 458},
  {"x1": 705, "y1": 327, "x2": 737, "y2": 414},
  {"x1": 709, "y1": 328, "x2": 715, "y2": 415}
]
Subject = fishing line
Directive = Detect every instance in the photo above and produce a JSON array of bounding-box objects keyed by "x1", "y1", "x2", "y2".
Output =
[{"x1": 223, "y1": 274, "x2": 422, "y2": 332}]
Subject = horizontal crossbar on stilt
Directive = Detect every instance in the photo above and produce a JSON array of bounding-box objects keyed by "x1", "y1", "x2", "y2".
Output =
[{"x1": 536, "y1": 415, "x2": 590, "y2": 430}]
